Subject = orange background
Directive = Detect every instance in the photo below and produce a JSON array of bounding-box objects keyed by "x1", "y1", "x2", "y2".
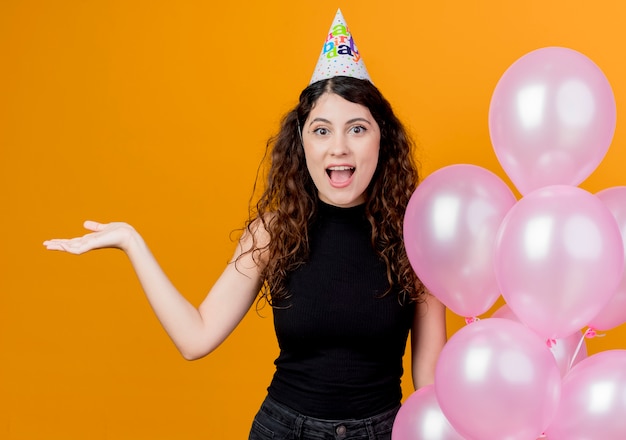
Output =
[{"x1": 2, "y1": 0, "x2": 626, "y2": 438}]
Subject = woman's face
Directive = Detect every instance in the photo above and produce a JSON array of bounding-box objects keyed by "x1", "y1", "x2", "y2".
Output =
[{"x1": 301, "y1": 92, "x2": 380, "y2": 208}]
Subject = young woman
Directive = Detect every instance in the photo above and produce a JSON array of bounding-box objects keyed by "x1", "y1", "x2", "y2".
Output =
[{"x1": 44, "y1": 74, "x2": 446, "y2": 439}]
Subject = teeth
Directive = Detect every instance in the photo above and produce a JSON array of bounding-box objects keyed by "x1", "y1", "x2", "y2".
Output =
[{"x1": 327, "y1": 166, "x2": 355, "y2": 171}]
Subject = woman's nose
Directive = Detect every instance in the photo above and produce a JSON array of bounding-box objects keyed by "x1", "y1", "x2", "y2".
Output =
[{"x1": 329, "y1": 134, "x2": 349, "y2": 155}]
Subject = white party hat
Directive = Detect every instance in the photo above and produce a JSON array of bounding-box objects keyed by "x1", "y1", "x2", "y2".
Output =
[{"x1": 309, "y1": 9, "x2": 371, "y2": 84}]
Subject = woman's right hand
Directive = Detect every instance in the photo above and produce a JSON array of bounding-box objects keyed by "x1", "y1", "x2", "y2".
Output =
[
  {"x1": 43, "y1": 221, "x2": 136, "y2": 254},
  {"x1": 43, "y1": 219, "x2": 265, "y2": 359}
]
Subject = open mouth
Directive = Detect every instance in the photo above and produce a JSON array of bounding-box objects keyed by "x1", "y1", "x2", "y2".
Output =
[{"x1": 326, "y1": 166, "x2": 355, "y2": 184}]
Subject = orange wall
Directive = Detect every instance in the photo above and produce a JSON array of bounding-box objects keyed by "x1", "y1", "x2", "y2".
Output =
[{"x1": 1, "y1": 1, "x2": 626, "y2": 438}]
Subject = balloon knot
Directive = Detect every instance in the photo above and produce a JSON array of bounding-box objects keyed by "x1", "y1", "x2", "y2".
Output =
[
  {"x1": 546, "y1": 338, "x2": 557, "y2": 348},
  {"x1": 465, "y1": 316, "x2": 480, "y2": 325},
  {"x1": 584, "y1": 327, "x2": 605, "y2": 339}
]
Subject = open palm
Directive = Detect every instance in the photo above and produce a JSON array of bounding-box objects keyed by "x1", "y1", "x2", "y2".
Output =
[{"x1": 43, "y1": 221, "x2": 135, "y2": 254}]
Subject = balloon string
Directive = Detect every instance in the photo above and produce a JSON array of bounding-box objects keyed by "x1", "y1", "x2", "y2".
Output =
[
  {"x1": 465, "y1": 316, "x2": 480, "y2": 325},
  {"x1": 567, "y1": 327, "x2": 605, "y2": 371}
]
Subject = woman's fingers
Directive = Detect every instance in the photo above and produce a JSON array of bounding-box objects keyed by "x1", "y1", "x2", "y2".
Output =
[
  {"x1": 43, "y1": 221, "x2": 106, "y2": 254},
  {"x1": 44, "y1": 221, "x2": 133, "y2": 254},
  {"x1": 42, "y1": 239, "x2": 66, "y2": 251},
  {"x1": 83, "y1": 220, "x2": 105, "y2": 232},
  {"x1": 43, "y1": 236, "x2": 93, "y2": 254}
]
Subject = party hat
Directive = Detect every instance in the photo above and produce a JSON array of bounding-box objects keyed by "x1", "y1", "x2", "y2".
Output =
[{"x1": 309, "y1": 9, "x2": 371, "y2": 84}]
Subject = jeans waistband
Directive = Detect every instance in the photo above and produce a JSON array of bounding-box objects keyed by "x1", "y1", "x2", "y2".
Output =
[{"x1": 260, "y1": 395, "x2": 399, "y2": 439}]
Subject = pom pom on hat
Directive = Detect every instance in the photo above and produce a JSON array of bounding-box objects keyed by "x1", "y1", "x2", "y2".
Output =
[{"x1": 309, "y1": 9, "x2": 371, "y2": 84}]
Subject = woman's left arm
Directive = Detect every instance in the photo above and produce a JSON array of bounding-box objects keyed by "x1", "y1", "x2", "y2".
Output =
[{"x1": 411, "y1": 292, "x2": 447, "y2": 389}]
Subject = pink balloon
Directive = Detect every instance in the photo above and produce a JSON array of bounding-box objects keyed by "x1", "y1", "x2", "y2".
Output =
[
  {"x1": 435, "y1": 318, "x2": 561, "y2": 440},
  {"x1": 404, "y1": 164, "x2": 516, "y2": 317},
  {"x1": 589, "y1": 187, "x2": 626, "y2": 330},
  {"x1": 495, "y1": 185, "x2": 624, "y2": 339},
  {"x1": 489, "y1": 47, "x2": 616, "y2": 195},
  {"x1": 392, "y1": 385, "x2": 464, "y2": 440},
  {"x1": 492, "y1": 304, "x2": 587, "y2": 376},
  {"x1": 546, "y1": 350, "x2": 626, "y2": 440}
]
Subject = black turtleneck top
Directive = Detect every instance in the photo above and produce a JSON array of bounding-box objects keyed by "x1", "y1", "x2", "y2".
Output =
[{"x1": 267, "y1": 201, "x2": 415, "y2": 419}]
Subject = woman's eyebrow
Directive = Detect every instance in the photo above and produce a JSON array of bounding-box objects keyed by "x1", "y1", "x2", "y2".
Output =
[
  {"x1": 308, "y1": 117, "x2": 332, "y2": 126},
  {"x1": 345, "y1": 117, "x2": 372, "y2": 125},
  {"x1": 308, "y1": 117, "x2": 372, "y2": 126}
]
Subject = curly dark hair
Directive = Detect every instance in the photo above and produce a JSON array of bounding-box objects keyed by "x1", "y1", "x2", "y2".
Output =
[{"x1": 242, "y1": 76, "x2": 424, "y2": 306}]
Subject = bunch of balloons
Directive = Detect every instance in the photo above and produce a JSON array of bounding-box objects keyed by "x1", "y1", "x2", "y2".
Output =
[{"x1": 395, "y1": 47, "x2": 626, "y2": 440}]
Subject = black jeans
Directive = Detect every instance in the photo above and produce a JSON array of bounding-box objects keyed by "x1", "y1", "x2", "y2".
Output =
[{"x1": 249, "y1": 395, "x2": 399, "y2": 440}]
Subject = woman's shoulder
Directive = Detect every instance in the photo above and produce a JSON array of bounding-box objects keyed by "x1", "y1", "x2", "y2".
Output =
[
  {"x1": 239, "y1": 212, "x2": 277, "y2": 257},
  {"x1": 246, "y1": 213, "x2": 274, "y2": 242}
]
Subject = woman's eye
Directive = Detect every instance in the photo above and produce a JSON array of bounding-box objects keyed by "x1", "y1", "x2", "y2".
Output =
[
  {"x1": 350, "y1": 125, "x2": 367, "y2": 134},
  {"x1": 313, "y1": 127, "x2": 329, "y2": 135}
]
